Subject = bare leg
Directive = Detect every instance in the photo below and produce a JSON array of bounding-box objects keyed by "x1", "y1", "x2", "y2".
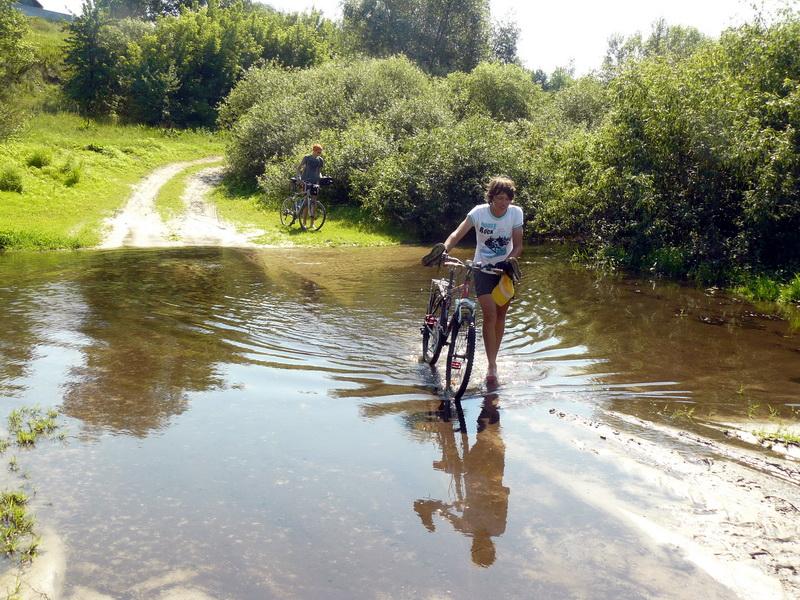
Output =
[{"x1": 478, "y1": 294, "x2": 505, "y2": 379}]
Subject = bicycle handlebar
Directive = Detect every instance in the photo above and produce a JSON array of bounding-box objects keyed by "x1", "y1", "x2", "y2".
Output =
[{"x1": 442, "y1": 254, "x2": 504, "y2": 275}]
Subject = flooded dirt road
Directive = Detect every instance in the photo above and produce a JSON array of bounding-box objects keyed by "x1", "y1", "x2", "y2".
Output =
[{"x1": 0, "y1": 246, "x2": 798, "y2": 599}]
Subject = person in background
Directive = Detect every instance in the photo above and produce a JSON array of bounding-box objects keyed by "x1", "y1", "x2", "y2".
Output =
[{"x1": 296, "y1": 144, "x2": 324, "y2": 229}]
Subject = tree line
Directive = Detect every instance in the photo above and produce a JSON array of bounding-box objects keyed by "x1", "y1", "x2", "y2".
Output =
[
  {"x1": 222, "y1": 10, "x2": 799, "y2": 284},
  {"x1": 2, "y1": 0, "x2": 799, "y2": 288}
]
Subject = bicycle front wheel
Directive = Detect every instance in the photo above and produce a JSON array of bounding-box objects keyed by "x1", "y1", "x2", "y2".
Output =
[
  {"x1": 280, "y1": 196, "x2": 297, "y2": 227},
  {"x1": 422, "y1": 290, "x2": 446, "y2": 365},
  {"x1": 446, "y1": 315, "x2": 476, "y2": 399},
  {"x1": 302, "y1": 201, "x2": 327, "y2": 232}
]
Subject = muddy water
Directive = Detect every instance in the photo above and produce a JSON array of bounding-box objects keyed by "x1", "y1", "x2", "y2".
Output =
[{"x1": 0, "y1": 246, "x2": 797, "y2": 599}]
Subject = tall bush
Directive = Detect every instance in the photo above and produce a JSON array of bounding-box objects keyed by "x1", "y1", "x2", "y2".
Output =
[
  {"x1": 224, "y1": 56, "x2": 442, "y2": 182},
  {"x1": 355, "y1": 115, "x2": 535, "y2": 240}
]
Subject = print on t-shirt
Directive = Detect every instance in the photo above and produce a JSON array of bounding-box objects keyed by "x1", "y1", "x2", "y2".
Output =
[{"x1": 479, "y1": 221, "x2": 510, "y2": 258}]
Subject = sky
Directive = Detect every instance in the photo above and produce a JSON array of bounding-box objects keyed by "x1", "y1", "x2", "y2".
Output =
[{"x1": 52, "y1": 0, "x2": 794, "y2": 75}]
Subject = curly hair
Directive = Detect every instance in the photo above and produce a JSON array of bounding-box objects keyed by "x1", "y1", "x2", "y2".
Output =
[{"x1": 485, "y1": 177, "x2": 516, "y2": 202}]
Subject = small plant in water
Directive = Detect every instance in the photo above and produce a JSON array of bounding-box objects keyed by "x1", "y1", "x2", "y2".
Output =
[
  {"x1": 0, "y1": 491, "x2": 35, "y2": 558},
  {"x1": 671, "y1": 406, "x2": 696, "y2": 421},
  {"x1": 752, "y1": 429, "x2": 800, "y2": 445},
  {"x1": 8, "y1": 406, "x2": 60, "y2": 447},
  {"x1": 8, "y1": 457, "x2": 17, "y2": 472},
  {"x1": 746, "y1": 401, "x2": 761, "y2": 419}
]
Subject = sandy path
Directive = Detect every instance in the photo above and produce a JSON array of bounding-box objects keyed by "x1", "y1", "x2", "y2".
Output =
[{"x1": 98, "y1": 159, "x2": 262, "y2": 249}]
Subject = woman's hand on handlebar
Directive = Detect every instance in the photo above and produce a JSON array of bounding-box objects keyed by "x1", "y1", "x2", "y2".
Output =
[{"x1": 421, "y1": 242, "x2": 447, "y2": 267}]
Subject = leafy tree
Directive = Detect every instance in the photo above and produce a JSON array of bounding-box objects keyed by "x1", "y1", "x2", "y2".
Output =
[
  {"x1": 546, "y1": 64, "x2": 574, "y2": 91},
  {"x1": 341, "y1": 0, "x2": 491, "y2": 75},
  {"x1": 64, "y1": 1, "x2": 125, "y2": 117},
  {"x1": 554, "y1": 76, "x2": 609, "y2": 129},
  {"x1": 490, "y1": 16, "x2": 519, "y2": 64},
  {"x1": 602, "y1": 18, "x2": 706, "y2": 78},
  {"x1": 530, "y1": 65, "x2": 575, "y2": 92},
  {"x1": 446, "y1": 61, "x2": 543, "y2": 121},
  {"x1": 62, "y1": 2, "x2": 336, "y2": 125},
  {"x1": 0, "y1": 0, "x2": 34, "y2": 138},
  {"x1": 0, "y1": 0, "x2": 34, "y2": 88},
  {"x1": 95, "y1": 0, "x2": 209, "y2": 20}
]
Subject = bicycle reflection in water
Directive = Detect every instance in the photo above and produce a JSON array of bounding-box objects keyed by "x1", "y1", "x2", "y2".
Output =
[{"x1": 413, "y1": 392, "x2": 509, "y2": 567}]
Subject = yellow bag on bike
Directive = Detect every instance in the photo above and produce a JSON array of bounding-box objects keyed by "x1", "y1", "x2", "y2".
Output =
[{"x1": 491, "y1": 273, "x2": 515, "y2": 306}]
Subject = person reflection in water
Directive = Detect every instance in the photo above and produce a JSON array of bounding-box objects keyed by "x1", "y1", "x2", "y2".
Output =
[{"x1": 414, "y1": 393, "x2": 509, "y2": 567}]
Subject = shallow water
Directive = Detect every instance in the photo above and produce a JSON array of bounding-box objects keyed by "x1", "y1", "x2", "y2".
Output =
[{"x1": 0, "y1": 245, "x2": 797, "y2": 598}]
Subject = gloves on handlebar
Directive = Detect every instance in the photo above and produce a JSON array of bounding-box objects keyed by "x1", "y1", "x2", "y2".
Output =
[
  {"x1": 497, "y1": 257, "x2": 522, "y2": 284},
  {"x1": 421, "y1": 242, "x2": 447, "y2": 267}
]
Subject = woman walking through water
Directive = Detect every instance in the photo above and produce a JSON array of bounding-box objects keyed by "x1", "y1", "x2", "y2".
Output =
[{"x1": 422, "y1": 177, "x2": 523, "y2": 385}]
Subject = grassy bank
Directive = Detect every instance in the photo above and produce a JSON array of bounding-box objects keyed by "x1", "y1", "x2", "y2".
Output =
[
  {"x1": 0, "y1": 113, "x2": 222, "y2": 250},
  {"x1": 733, "y1": 273, "x2": 800, "y2": 306},
  {"x1": 212, "y1": 180, "x2": 405, "y2": 247}
]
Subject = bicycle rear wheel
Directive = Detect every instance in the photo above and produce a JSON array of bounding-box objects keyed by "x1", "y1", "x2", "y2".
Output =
[
  {"x1": 302, "y1": 201, "x2": 327, "y2": 232},
  {"x1": 422, "y1": 290, "x2": 446, "y2": 365},
  {"x1": 446, "y1": 315, "x2": 476, "y2": 399},
  {"x1": 280, "y1": 196, "x2": 297, "y2": 227}
]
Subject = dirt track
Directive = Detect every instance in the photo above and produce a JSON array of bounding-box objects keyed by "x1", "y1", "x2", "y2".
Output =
[{"x1": 98, "y1": 158, "x2": 262, "y2": 249}]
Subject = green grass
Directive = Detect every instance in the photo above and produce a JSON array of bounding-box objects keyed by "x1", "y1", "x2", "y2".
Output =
[
  {"x1": 7, "y1": 406, "x2": 59, "y2": 447},
  {"x1": 734, "y1": 274, "x2": 782, "y2": 302},
  {"x1": 752, "y1": 429, "x2": 800, "y2": 445},
  {"x1": 154, "y1": 159, "x2": 225, "y2": 222},
  {"x1": 778, "y1": 273, "x2": 800, "y2": 303},
  {"x1": 212, "y1": 183, "x2": 406, "y2": 247},
  {"x1": 0, "y1": 491, "x2": 37, "y2": 560},
  {"x1": 0, "y1": 112, "x2": 224, "y2": 250}
]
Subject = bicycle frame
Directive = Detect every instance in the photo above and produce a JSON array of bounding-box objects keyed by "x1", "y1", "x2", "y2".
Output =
[
  {"x1": 280, "y1": 178, "x2": 327, "y2": 231},
  {"x1": 422, "y1": 255, "x2": 501, "y2": 398}
]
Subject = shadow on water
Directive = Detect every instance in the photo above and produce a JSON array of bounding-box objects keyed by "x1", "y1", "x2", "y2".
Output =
[{"x1": 0, "y1": 245, "x2": 796, "y2": 598}]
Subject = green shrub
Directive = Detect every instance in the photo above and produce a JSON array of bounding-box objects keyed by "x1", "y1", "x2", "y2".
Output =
[
  {"x1": 59, "y1": 156, "x2": 82, "y2": 187},
  {"x1": 226, "y1": 57, "x2": 441, "y2": 183},
  {"x1": 779, "y1": 274, "x2": 800, "y2": 304},
  {"x1": 356, "y1": 115, "x2": 535, "y2": 240},
  {"x1": 26, "y1": 149, "x2": 52, "y2": 168},
  {"x1": 64, "y1": 4, "x2": 337, "y2": 127},
  {"x1": 0, "y1": 167, "x2": 23, "y2": 192},
  {"x1": 258, "y1": 118, "x2": 394, "y2": 205},
  {"x1": 446, "y1": 62, "x2": 543, "y2": 122},
  {"x1": 647, "y1": 246, "x2": 688, "y2": 278},
  {"x1": 735, "y1": 275, "x2": 781, "y2": 302},
  {"x1": 217, "y1": 63, "x2": 297, "y2": 130},
  {"x1": 0, "y1": 103, "x2": 25, "y2": 141}
]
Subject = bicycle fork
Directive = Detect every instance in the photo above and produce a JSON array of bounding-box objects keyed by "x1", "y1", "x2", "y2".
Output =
[{"x1": 448, "y1": 298, "x2": 475, "y2": 370}]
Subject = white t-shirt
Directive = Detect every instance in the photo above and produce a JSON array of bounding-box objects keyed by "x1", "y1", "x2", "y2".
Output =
[{"x1": 467, "y1": 203, "x2": 524, "y2": 265}]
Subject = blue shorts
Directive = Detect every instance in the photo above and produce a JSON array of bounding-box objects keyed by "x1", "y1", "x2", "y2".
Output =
[{"x1": 474, "y1": 270, "x2": 501, "y2": 297}]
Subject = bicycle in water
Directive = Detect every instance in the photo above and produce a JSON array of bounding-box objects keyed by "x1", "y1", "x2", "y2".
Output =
[
  {"x1": 279, "y1": 176, "x2": 332, "y2": 231},
  {"x1": 421, "y1": 253, "x2": 503, "y2": 399}
]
